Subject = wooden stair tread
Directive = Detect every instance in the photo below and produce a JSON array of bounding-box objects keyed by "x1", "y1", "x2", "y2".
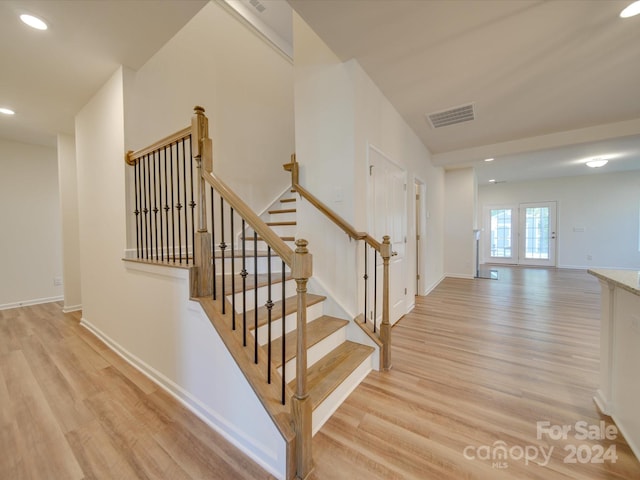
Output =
[
  {"x1": 271, "y1": 316, "x2": 349, "y2": 368},
  {"x1": 248, "y1": 294, "x2": 326, "y2": 329},
  {"x1": 292, "y1": 341, "x2": 374, "y2": 410},
  {"x1": 266, "y1": 221, "x2": 296, "y2": 227},
  {"x1": 280, "y1": 198, "x2": 296, "y2": 203},
  {"x1": 251, "y1": 236, "x2": 295, "y2": 242},
  {"x1": 269, "y1": 208, "x2": 296, "y2": 215}
]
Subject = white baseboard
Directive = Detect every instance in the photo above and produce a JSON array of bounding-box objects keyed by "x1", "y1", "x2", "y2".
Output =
[
  {"x1": 62, "y1": 304, "x2": 82, "y2": 313},
  {"x1": 79, "y1": 315, "x2": 284, "y2": 479},
  {"x1": 611, "y1": 412, "x2": 640, "y2": 464},
  {"x1": 0, "y1": 295, "x2": 63, "y2": 311}
]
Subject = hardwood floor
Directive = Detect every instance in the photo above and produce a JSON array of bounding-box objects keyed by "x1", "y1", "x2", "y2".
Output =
[
  {"x1": 2, "y1": 267, "x2": 639, "y2": 479},
  {"x1": 0, "y1": 303, "x2": 274, "y2": 480},
  {"x1": 310, "y1": 267, "x2": 640, "y2": 479}
]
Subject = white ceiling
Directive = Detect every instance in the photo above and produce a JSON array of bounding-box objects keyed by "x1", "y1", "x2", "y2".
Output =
[
  {"x1": 1, "y1": 0, "x2": 639, "y2": 185},
  {"x1": 0, "y1": 0, "x2": 207, "y2": 147},
  {"x1": 289, "y1": 0, "x2": 640, "y2": 184}
]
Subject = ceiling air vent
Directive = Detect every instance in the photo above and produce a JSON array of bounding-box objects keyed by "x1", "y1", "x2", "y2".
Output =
[{"x1": 426, "y1": 103, "x2": 475, "y2": 129}]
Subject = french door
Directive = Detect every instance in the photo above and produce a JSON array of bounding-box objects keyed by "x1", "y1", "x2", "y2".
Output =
[{"x1": 485, "y1": 202, "x2": 557, "y2": 266}]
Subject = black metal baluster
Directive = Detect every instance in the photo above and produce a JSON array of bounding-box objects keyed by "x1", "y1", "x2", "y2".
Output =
[
  {"x1": 211, "y1": 187, "x2": 217, "y2": 300},
  {"x1": 230, "y1": 207, "x2": 236, "y2": 330},
  {"x1": 152, "y1": 150, "x2": 159, "y2": 260},
  {"x1": 373, "y1": 250, "x2": 378, "y2": 333},
  {"x1": 188, "y1": 137, "x2": 196, "y2": 265},
  {"x1": 133, "y1": 160, "x2": 140, "y2": 258},
  {"x1": 146, "y1": 154, "x2": 152, "y2": 259},
  {"x1": 254, "y1": 231, "x2": 258, "y2": 364},
  {"x1": 266, "y1": 247, "x2": 273, "y2": 384},
  {"x1": 364, "y1": 243, "x2": 368, "y2": 324},
  {"x1": 241, "y1": 219, "x2": 248, "y2": 347},
  {"x1": 142, "y1": 154, "x2": 149, "y2": 259},
  {"x1": 219, "y1": 198, "x2": 226, "y2": 315},
  {"x1": 175, "y1": 143, "x2": 183, "y2": 264},
  {"x1": 281, "y1": 261, "x2": 286, "y2": 405},
  {"x1": 169, "y1": 144, "x2": 176, "y2": 262},
  {"x1": 182, "y1": 139, "x2": 189, "y2": 264},
  {"x1": 163, "y1": 146, "x2": 170, "y2": 262},
  {"x1": 158, "y1": 149, "x2": 164, "y2": 261}
]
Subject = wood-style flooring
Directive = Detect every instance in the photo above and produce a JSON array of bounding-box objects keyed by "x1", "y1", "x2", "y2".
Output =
[
  {"x1": 2, "y1": 267, "x2": 639, "y2": 479},
  {"x1": 0, "y1": 304, "x2": 274, "y2": 479},
  {"x1": 310, "y1": 267, "x2": 640, "y2": 479}
]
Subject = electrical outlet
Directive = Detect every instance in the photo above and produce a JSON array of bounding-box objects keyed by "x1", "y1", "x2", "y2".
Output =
[{"x1": 53, "y1": 276, "x2": 63, "y2": 286}]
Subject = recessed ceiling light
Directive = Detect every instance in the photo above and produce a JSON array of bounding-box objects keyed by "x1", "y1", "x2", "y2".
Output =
[
  {"x1": 0, "y1": 107, "x2": 15, "y2": 115},
  {"x1": 489, "y1": 179, "x2": 497, "y2": 183},
  {"x1": 20, "y1": 14, "x2": 48, "y2": 30},
  {"x1": 586, "y1": 159, "x2": 608, "y2": 168},
  {"x1": 484, "y1": 158, "x2": 495, "y2": 162},
  {"x1": 620, "y1": 1, "x2": 640, "y2": 18}
]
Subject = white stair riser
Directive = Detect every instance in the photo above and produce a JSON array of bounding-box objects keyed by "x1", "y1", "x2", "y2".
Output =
[
  {"x1": 311, "y1": 353, "x2": 373, "y2": 436},
  {"x1": 216, "y1": 256, "x2": 290, "y2": 275},
  {"x1": 267, "y1": 225, "x2": 297, "y2": 237},
  {"x1": 227, "y1": 279, "x2": 297, "y2": 312},
  {"x1": 277, "y1": 327, "x2": 348, "y2": 383},
  {"x1": 253, "y1": 302, "x2": 324, "y2": 346},
  {"x1": 269, "y1": 211, "x2": 297, "y2": 223}
]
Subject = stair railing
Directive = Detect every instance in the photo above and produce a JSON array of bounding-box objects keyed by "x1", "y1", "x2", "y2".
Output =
[
  {"x1": 126, "y1": 107, "x2": 313, "y2": 480},
  {"x1": 284, "y1": 154, "x2": 392, "y2": 371}
]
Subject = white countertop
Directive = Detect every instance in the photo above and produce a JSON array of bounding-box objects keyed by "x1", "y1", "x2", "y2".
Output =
[{"x1": 588, "y1": 269, "x2": 640, "y2": 296}]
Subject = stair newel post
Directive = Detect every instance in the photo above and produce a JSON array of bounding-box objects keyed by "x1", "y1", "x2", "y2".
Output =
[
  {"x1": 291, "y1": 238, "x2": 314, "y2": 479},
  {"x1": 380, "y1": 235, "x2": 392, "y2": 371},
  {"x1": 284, "y1": 153, "x2": 299, "y2": 187},
  {"x1": 192, "y1": 106, "x2": 213, "y2": 297}
]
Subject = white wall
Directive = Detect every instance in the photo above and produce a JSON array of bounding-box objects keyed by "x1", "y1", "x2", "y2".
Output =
[
  {"x1": 74, "y1": 2, "x2": 298, "y2": 474},
  {"x1": 292, "y1": 13, "x2": 445, "y2": 321},
  {"x1": 57, "y1": 134, "x2": 82, "y2": 312},
  {"x1": 0, "y1": 138, "x2": 63, "y2": 309},
  {"x1": 350, "y1": 61, "x2": 445, "y2": 297},
  {"x1": 444, "y1": 168, "x2": 476, "y2": 278},
  {"x1": 128, "y1": 1, "x2": 294, "y2": 217},
  {"x1": 478, "y1": 170, "x2": 640, "y2": 269}
]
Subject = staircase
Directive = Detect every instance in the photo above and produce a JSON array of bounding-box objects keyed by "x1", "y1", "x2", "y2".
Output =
[
  {"x1": 125, "y1": 107, "x2": 389, "y2": 479},
  {"x1": 224, "y1": 191, "x2": 375, "y2": 434}
]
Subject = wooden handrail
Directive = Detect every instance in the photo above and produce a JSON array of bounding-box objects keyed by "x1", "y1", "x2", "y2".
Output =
[
  {"x1": 284, "y1": 156, "x2": 382, "y2": 252},
  {"x1": 201, "y1": 170, "x2": 295, "y2": 267},
  {"x1": 125, "y1": 126, "x2": 191, "y2": 165},
  {"x1": 284, "y1": 153, "x2": 392, "y2": 372}
]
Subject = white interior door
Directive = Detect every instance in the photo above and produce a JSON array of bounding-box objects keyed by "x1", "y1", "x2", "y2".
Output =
[{"x1": 369, "y1": 146, "x2": 407, "y2": 325}]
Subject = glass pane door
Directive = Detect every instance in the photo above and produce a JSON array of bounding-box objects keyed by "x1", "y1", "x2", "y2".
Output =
[
  {"x1": 519, "y1": 202, "x2": 557, "y2": 266},
  {"x1": 484, "y1": 206, "x2": 517, "y2": 264}
]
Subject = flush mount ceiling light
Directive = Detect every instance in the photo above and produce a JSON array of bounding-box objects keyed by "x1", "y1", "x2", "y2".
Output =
[
  {"x1": 586, "y1": 159, "x2": 608, "y2": 168},
  {"x1": 484, "y1": 158, "x2": 495, "y2": 162},
  {"x1": 620, "y1": 1, "x2": 640, "y2": 18},
  {"x1": 0, "y1": 107, "x2": 15, "y2": 115},
  {"x1": 20, "y1": 13, "x2": 48, "y2": 30}
]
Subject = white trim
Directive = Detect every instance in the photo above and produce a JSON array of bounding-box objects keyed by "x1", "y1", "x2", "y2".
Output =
[
  {"x1": 123, "y1": 258, "x2": 191, "y2": 279},
  {"x1": 611, "y1": 412, "x2": 640, "y2": 464},
  {"x1": 445, "y1": 273, "x2": 475, "y2": 280},
  {"x1": 0, "y1": 295, "x2": 63, "y2": 311},
  {"x1": 79, "y1": 313, "x2": 285, "y2": 479},
  {"x1": 62, "y1": 304, "x2": 82, "y2": 313}
]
